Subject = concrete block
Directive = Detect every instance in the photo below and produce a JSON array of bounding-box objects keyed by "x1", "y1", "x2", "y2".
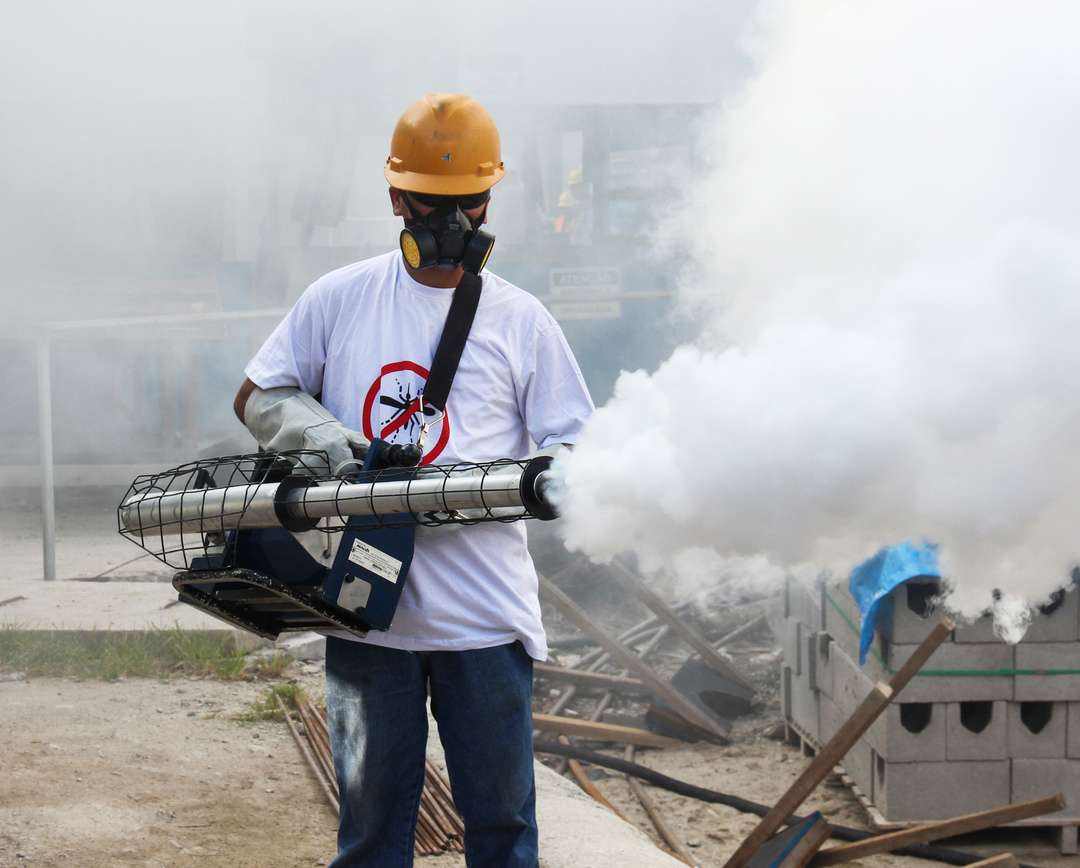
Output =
[
  {"x1": 881, "y1": 640, "x2": 1015, "y2": 703},
  {"x1": 945, "y1": 701, "x2": 1007, "y2": 760},
  {"x1": 787, "y1": 571, "x2": 825, "y2": 631},
  {"x1": 888, "y1": 578, "x2": 948, "y2": 645},
  {"x1": 1007, "y1": 701, "x2": 1068, "y2": 758},
  {"x1": 955, "y1": 583, "x2": 1079, "y2": 644},
  {"x1": 867, "y1": 701, "x2": 946, "y2": 763},
  {"x1": 1069, "y1": 702, "x2": 1080, "y2": 759},
  {"x1": 823, "y1": 580, "x2": 867, "y2": 663},
  {"x1": 819, "y1": 694, "x2": 846, "y2": 745},
  {"x1": 873, "y1": 760, "x2": 1011, "y2": 823},
  {"x1": 784, "y1": 663, "x2": 820, "y2": 743},
  {"x1": 780, "y1": 616, "x2": 802, "y2": 676},
  {"x1": 1023, "y1": 584, "x2": 1080, "y2": 643},
  {"x1": 815, "y1": 632, "x2": 836, "y2": 701},
  {"x1": 831, "y1": 644, "x2": 877, "y2": 719},
  {"x1": 837, "y1": 739, "x2": 875, "y2": 803},
  {"x1": 837, "y1": 640, "x2": 958, "y2": 763},
  {"x1": 274, "y1": 631, "x2": 327, "y2": 660},
  {"x1": 952, "y1": 612, "x2": 998, "y2": 644},
  {"x1": 1012, "y1": 759, "x2": 1080, "y2": 821},
  {"x1": 1015, "y1": 643, "x2": 1080, "y2": 700}
]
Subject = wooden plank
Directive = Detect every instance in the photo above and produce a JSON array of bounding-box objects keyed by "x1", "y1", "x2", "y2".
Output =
[
  {"x1": 965, "y1": 856, "x2": 1019, "y2": 868},
  {"x1": 534, "y1": 662, "x2": 650, "y2": 693},
  {"x1": 532, "y1": 712, "x2": 681, "y2": 748},
  {"x1": 607, "y1": 558, "x2": 754, "y2": 690},
  {"x1": 722, "y1": 617, "x2": 955, "y2": 868},
  {"x1": 538, "y1": 573, "x2": 732, "y2": 740},
  {"x1": 808, "y1": 795, "x2": 1065, "y2": 867},
  {"x1": 625, "y1": 745, "x2": 699, "y2": 867}
]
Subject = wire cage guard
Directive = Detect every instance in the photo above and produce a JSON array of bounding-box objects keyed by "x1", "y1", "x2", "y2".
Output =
[
  {"x1": 115, "y1": 448, "x2": 556, "y2": 638},
  {"x1": 117, "y1": 449, "x2": 555, "y2": 572}
]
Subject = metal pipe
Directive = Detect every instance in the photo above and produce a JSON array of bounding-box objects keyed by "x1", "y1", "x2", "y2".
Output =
[
  {"x1": 37, "y1": 337, "x2": 56, "y2": 581},
  {"x1": 287, "y1": 470, "x2": 539, "y2": 520},
  {"x1": 119, "y1": 465, "x2": 549, "y2": 536},
  {"x1": 120, "y1": 482, "x2": 281, "y2": 536}
]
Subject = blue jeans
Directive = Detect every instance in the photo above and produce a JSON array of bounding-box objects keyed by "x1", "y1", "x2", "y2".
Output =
[{"x1": 325, "y1": 637, "x2": 538, "y2": 868}]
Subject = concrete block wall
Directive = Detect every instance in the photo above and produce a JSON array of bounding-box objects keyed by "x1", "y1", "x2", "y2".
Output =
[{"x1": 780, "y1": 571, "x2": 1080, "y2": 825}]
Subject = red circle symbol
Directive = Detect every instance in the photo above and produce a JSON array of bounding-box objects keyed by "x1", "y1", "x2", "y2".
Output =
[{"x1": 362, "y1": 361, "x2": 450, "y2": 464}]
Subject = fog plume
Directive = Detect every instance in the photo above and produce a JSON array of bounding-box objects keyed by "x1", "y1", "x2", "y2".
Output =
[{"x1": 556, "y1": 0, "x2": 1080, "y2": 629}]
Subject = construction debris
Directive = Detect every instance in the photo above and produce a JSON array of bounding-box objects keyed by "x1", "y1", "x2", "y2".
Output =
[{"x1": 279, "y1": 696, "x2": 466, "y2": 857}]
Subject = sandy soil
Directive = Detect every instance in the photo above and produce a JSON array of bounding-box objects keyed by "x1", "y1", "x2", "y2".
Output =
[
  {"x1": 0, "y1": 671, "x2": 341, "y2": 868},
  {"x1": 2, "y1": 662, "x2": 1072, "y2": 868}
]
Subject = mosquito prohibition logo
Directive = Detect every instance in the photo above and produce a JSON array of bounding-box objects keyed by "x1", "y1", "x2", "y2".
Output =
[{"x1": 361, "y1": 361, "x2": 450, "y2": 464}]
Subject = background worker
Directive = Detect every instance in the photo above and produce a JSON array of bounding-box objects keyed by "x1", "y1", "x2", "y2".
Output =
[{"x1": 233, "y1": 93, "x2": 594, "y2": 867}]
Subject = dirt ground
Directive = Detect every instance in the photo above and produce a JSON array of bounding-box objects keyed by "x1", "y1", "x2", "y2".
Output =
[
  {"x1": 1, "y1": 489, "x2": 1075, "y2": 868},
  {"x1": 2, "y1": 663, "x2": 1073, "y2": 868}
]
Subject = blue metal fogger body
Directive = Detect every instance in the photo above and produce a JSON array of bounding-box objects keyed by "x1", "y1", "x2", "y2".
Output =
[
  {"x1": 170, "y1": 441, "x2": 417, "y2": 639},
  {"x1": 117, "y1": 441, "x2": 556, "y2": 640}
]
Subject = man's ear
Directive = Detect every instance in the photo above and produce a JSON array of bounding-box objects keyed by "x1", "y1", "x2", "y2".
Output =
[{"x1": 389, "y1": 187, "x2": 407, "y2": 217}]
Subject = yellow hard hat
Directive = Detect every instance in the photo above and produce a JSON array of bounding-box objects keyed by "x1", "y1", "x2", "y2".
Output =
[
  {"x1": 567, "y1": 167, "x2": 583, "y2": 186},
  {"x1": 384, "y1": 93, "x2": 506, "y2": 196},
  {"x1": 558, "y1": 190, "x2": 578, "y2": 208}
]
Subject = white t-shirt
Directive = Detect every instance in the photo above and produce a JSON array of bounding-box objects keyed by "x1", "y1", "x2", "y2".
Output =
[{"x1": 245, "y1": 251, "x2": 594, "y2": 659}]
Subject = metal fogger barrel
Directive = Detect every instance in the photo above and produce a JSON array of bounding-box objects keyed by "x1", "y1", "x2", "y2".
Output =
[
  {"x1": 119, "y1": 456, "x2": 554, "y2": 539},
  {"x1": 116, "y1": 447, "x2": 559, "y2": 641}
]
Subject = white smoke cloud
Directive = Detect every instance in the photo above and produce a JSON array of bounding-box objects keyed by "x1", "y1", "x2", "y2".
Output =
[{"x1": 555, "y1": 0, "x2": 1080, "y2": 629}]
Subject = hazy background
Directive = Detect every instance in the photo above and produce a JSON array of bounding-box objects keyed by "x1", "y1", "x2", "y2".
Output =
[
  {"x1": 5, "y1": 0, "x2": 1079, "y2": 635},
  {"x1": 0, "y1": 0, "x2": 755, "y2": 471}
]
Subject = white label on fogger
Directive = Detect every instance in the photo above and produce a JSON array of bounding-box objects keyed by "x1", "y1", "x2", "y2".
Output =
[{"x1": 348, "y1": 539, "x2": 403, "y2": 584}]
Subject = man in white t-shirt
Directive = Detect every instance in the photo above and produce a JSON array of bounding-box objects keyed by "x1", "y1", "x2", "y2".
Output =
[{"x1": 233, "y1": 94, "x2": 593, "y2": 868}]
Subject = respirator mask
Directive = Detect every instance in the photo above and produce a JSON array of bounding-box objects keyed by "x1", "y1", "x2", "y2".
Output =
[{"x1": 399, "y1": 191, "x2": 495, "y2": 275}]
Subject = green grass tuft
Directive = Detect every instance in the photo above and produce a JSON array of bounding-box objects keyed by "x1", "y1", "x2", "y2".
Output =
[
  {"x1": 0, "y1": 624, "x2": 253, "y2": 680},
  {"x1": 234, "y1": 681, "x2": 311, "y2": 723}
]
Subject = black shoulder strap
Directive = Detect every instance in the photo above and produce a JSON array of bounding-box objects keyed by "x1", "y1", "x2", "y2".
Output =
[{"x1": 421, "y1": 270, "x2": 482, "y2": 413}]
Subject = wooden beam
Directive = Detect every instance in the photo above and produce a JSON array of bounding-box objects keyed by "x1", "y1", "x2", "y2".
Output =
[
  {"x1": 808, "y1": 794, "x2": 1065, "y2": 867},
  {"x1": 532, "y1": 712, "x2": 681, "y2": 748},
  {"x1": 534, "y1": 663, "x2": 650, "y2": 693},
  {"x1": 721, "y1": 619, "x2": 955, "y2": 868},
  {"x1": 538, "y1": 573, "x2": 732, "y2": 740},
  {"x1": 964, "y1": 857, "x2": 1019, "y2": 868},
  {"x1": 607, "y1": 558, "x2": 754, "y2": 690},
  {"x1": 625, "y1": 745, "x2": 699, "y2": 867}
]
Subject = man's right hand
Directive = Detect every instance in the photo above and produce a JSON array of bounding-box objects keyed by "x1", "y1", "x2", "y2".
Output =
[{"x1": 241, "y1": 385, "x2": 370, "y2": 476}]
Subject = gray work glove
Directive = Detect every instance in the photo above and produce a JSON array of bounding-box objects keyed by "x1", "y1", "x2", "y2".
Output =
[{"x1": 243, "y1": 386, "x2": 370, "y2": 476}]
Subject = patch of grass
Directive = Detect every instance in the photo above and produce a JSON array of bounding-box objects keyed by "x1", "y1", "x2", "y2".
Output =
[
  {"x1": 251, "y1": 651, "x2": 295, "y2": 679},
  {"x1": 0, "y1": 623, "x2": 253, "y2": 680},
  {"x1": 234, "y1": 681, "x2": 311, "y2": 723}
]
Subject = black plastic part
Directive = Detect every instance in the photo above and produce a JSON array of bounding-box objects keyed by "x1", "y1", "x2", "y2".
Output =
[
  {"x1": 519, "y1": 455, "x2": 557, "y2": 521},
  {"x1": 461, "y1": 230, "x2": 494, "y2": 275},
  {"x1": 173, "y1": 567, "x2": 374, "y2": 639},
  {"x1": 379, "y1": 442, "x2": 423, "y2": 468},
  {"x1": 400, "y1": 226, "x2": 438, "y2": 270},
  {"x1": 273, "y1": 475, "x2": 319, "y2": 532}
]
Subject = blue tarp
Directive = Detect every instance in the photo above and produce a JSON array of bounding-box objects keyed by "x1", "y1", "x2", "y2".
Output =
[{"x1": 848, "y1": 542, "x2": 941, "y2": 664}]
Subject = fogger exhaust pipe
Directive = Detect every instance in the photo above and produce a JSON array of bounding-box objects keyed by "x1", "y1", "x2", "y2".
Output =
[{"x1": 119, "y1": 460, "x2": 554, "y2": 537}]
